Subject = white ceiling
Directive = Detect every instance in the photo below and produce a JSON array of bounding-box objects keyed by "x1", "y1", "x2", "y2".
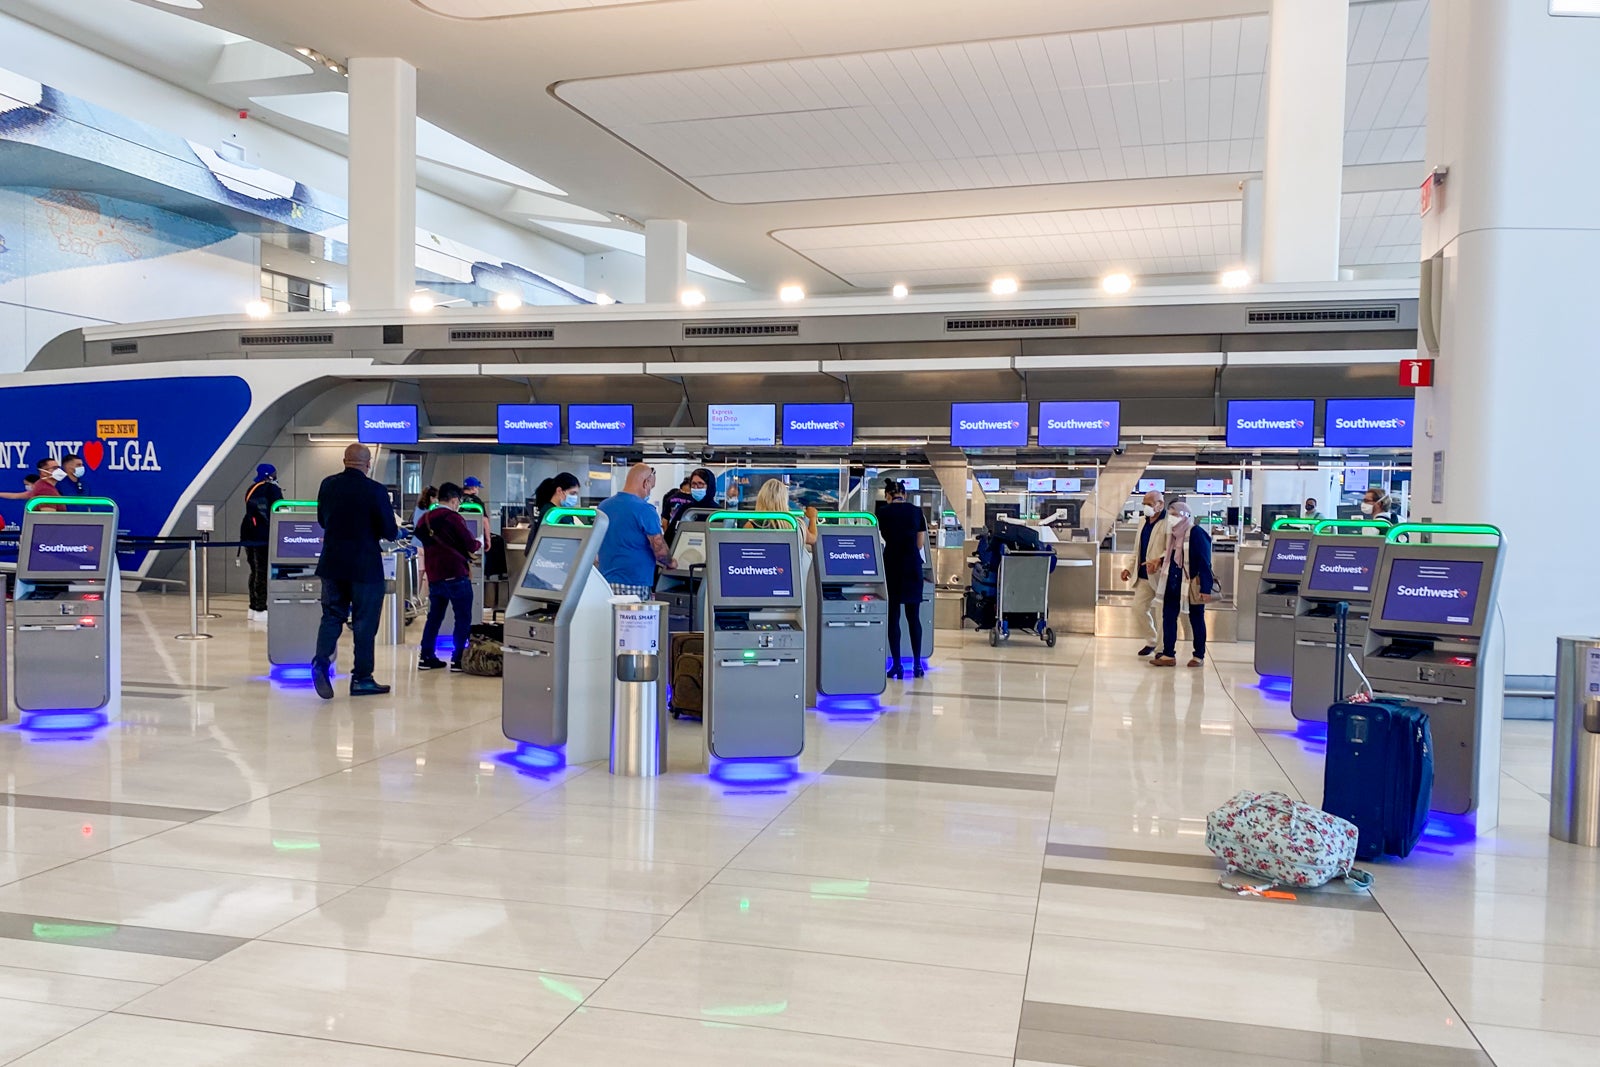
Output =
[{"x1": 418, "y1": 0, "x2": 681, "y2": 15}]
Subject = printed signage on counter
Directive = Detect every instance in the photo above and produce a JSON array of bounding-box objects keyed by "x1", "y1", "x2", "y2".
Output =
[
  {"x1": 27, "y1": 522, "x2": 104, "y2": 573},
  {"x1": 1266, "y1": 537, "x2": 1310, "y2": 578},
  {"x1": 1323, "y1": 398, "x2": 1415, "y2": 449},
  {"x1": 1226, "y1": 399, "x2": 1315, "y2": 449},
  {"x1": 567, "y1": 404, "x2": 634, "y2": 446},
  {"x1": 497, "y1": 404, "x2": 561, "y2": 446},
  {"x1": 718, "y1": 541, "x2": 794, "y2": 598},
  {"x1": 1306, "y1": 543, "x2": 1381, "y2": 594},
  {"x1": 950, "y1": 402, "x2": 1028, "y2": 448},
  {"x1": 820, "y1": 533, "x2": 877, "y2": 578},
  {"x1": 708, "y1": 404, "x2": 776, "y2": 447},
  {"x1": 357, "y1": 405, "x2": 418, "y2": 445},
  {"x1": 781, "y1": 403, "x2": 853, "y2": 447},
  {"x1": 1037, "y1": 401, "x2": 1120, "y2": 447},
  {"x1": 614, "y1": 604, "x2": 661, "y2": 653},
  {"x1": 1381, "y1": 558, "x2": 1484, "y2": 626}
]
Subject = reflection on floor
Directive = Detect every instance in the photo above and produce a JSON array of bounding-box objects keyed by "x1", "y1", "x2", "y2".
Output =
[{"x1": 0, "y1": 593, "x2": 1592, "y2": 1065}]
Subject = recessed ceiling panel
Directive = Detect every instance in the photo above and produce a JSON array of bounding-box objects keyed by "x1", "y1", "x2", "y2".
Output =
[
  {"x1": 1341, "y1": 189, "x2": 1421, "y2": 266},
  {"x1": 1344, "y1": 0, "x2": 1429, "y2": 166}
]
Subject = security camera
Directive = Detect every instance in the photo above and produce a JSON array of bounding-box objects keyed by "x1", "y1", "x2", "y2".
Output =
[
  {"x1": 664, "y1": 442, "x2": 677, "y2": 454},
  {"x1": 699, "y1": 448, "x2": 714, "y2": 463},
  {"x1": 1112, "y1": 446, "x2": 1125, "y2": 456}
]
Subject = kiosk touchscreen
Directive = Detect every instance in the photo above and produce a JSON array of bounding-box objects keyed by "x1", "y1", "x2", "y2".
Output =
[
  {"x1": 808, "y1": 516, "x2": 889, "y2": 698},
  {"x1": 502, "y1": 509, "x2": 613, "y2": 763},
  {"x1": 1290, "y1": 521, "x2": 1391, "y2": 721},
  {"x1": 13, "y1": 499, "x2": 121, "y2": 718},
  {"x1": 655, "y1": 506, "x2": 714, "y2": 634},
  {"x1": 1364, "y1": 525, "x2": 1505, "y2": 820},
  {"x1": 1255, "y1": 520, "x2": 1315, "y2": 678},
  {"x1": 267, "y1": 501, "x2": 324, "y2": 666},
  {"x1": 704, "y1": 515, "x2": 806, "y2": 762}
]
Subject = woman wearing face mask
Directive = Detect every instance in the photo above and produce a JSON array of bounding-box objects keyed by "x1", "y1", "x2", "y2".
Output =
[
  {"x1": 664, "y1": 467, "x2": 719, "y2": 543},
  {"x1": 529, "y1": 472, "x2": 582, "y2": 537},
  {"x1": 1151, "y1": 500, "x2": 1217, "y2": 668}
]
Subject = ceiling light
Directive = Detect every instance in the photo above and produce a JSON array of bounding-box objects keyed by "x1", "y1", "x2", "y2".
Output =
[
  {"x1": 494, "y1": 291, "x2": 523, "y2": 311},
  {"x1": 1101, "y1": 273, "x2": 1133, "y2": 295},
  {"x1": 990, "y1": 277, "x2": 1019, "y2": 296},
  {"x1": 244, "y1": 299, "x2": 270, "y2": 319},
  {"x1": 594, "y1": 293, "x2": 615, "y2": 305},
  {"x1": 680, "y1": 288, "x2": 706, "y2": 307},
  {"x1": 295, "y1": 47, "x2": 313, "y2": 57},
  {"x1": 333, "y1": 301, "x2": 351, "y2": 314},
  {"x1": 409, "y1": 293, "x2": 434, "y2": 313},
  {"x1": 1220, "y1": 269, "x2": 1251, "y2": 288},
  {"x1": 779, "y1": 285, "x2": 805, "y2": 303},
  {"x1": 152, "y1": 0, "x2": 204, "y2": 8},
  {"x1": 892, "y1": 284, "x2": 909, "y2": 299}
]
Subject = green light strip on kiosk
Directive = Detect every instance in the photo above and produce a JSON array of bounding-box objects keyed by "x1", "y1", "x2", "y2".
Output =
[
  {"x1": 271, "y1": 500, "x2": 318, "y2": 511},
  {"x1": 541, "y1": 506, "x2": 596, "y2": 527},
  {"x1": 459, "y1": 501, "x2": 486, "y2": 514},
  {"x1": 708, "y1": 510, "x2": 799, "y2": 529},
  {"x1": 25, "y1": 495, "x2": 117, "y2": 511},
  {"x1": 1386, "y1": 522, "x2": 1504, "y2": 545},
  {"x1": 815, "y1": 511, "x2": 879, "y2": 526},
  {"x1": 1270, "y1": 517, "x2": 1317, "y2": 531},
  {"x1": 1310, "y1": 519, "x2": 1393, "y2": 536}
]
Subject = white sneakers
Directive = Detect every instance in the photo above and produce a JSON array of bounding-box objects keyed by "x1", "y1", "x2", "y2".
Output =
[{"x1": 247, "y1": 609, "x2": 268, "y2": 622}]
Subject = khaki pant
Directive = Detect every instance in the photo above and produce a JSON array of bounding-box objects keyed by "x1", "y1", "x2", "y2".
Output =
[{"x1": 1131, "y1": 576, "x2": 1160, "y2": 648}]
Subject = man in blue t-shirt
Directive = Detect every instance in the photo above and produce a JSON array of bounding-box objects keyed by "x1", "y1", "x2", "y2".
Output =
[{"x1": 596, "y1": 463, "x2": 676, "y2": 597}]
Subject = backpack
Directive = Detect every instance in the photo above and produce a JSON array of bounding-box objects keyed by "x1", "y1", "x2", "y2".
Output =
[
  {"x1": 1205, "y1": 790, "x2": 1370, "y2": 890},
  {"x1": 669, "y1": 632, "x2": 703, "y2": 718},
  {"x1": 460, "y1": 623, "x2": 503, "y2": 677}
]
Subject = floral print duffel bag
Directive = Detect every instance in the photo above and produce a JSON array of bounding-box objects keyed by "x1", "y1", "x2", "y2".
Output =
[{"x1": 1206, "y1": 789, "x2": 1364, "y2": 889}]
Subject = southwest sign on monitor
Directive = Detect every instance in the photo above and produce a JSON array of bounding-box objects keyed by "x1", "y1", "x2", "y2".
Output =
[
  {"x1": 951, "y1": 402, "x2": 1028, "y2": 447},
  {"x1": 497, "y1": 404, "x2": 561, "y2": 445},
  {"x1": 357, "y1": 404, "x2": 418, "y2": 444},
  {"x1": 1323, "y1": 398, "x2": 1414, "y2": 448},
  {"x1": 781, "y1": 403, "x2": 853, "y2": 447},
  {"x1": 1037, "y1": 401, "x2": 1120, "y2": 447},
  {"x1": 1226, "y1": 399, "x2": 1315, "y2": 449},
  {"x1": 568, "y1": 404, "x2": 634, "y2": 446}
]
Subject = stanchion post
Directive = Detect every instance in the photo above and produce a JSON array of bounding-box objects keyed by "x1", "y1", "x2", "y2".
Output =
[
  {"x1": 198, "y1": 530, "x2": 221, "y2": 619},
  {"x1": 175, "y1": 540, "x2": 212, "y2": 641}
]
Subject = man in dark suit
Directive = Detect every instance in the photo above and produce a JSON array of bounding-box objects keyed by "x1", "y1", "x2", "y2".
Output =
[{"x1": 312, "y1": 443, "x2": 399, "y2": 699}]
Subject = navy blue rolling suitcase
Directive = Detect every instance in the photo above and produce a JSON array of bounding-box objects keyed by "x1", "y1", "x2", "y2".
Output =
[{"x1": 1321, "y1": 602, "x2": 1434, "y2": 860}]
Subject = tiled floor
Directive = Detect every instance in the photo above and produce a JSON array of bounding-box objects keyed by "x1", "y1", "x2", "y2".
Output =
[{"x1": 0, "y1": 594, "x2": 1594, "y2": 1065}]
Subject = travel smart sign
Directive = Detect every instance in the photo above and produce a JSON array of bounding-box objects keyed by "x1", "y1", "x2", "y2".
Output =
[
  {"x1": 951, "y1": 402, "x2": 1028, "y2": 448},
  {"x1": 1037, "y1": 401, "x2": 1120, "y2": 448},
  {"x1": 1225, "y1": 399, "x2": 1315, "y2": 449},
  {"x1": 497, "y1": 404, "x2": 561, "y2": 445},
  {"x1": 1323, "y1": 398, "x2": 1414, "y2": 448}
]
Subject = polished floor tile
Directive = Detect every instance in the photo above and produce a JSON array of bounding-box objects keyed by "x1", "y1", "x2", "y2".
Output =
[
  {"x1": 0, "y1": 997, "x2": 102, "y2": 1063},
  {"x1": 457, "y1": 804, "x2": 769, "y2": 866},
  {"x1": 97, "y1": 822, "x2": 431, "y2": 884},
  {"x1": 1472, "y1": 1024, "x2": 1600, "y2": 1067},
  {"x1": 728, "y1": 823, "x2": 1045, "y2": 897}
]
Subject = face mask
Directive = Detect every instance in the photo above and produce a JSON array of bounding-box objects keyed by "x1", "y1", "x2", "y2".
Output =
[
  {"x1": 49, "y1": 468, "x2": 67, "y2": 482},
  {"x1": 1166, "y1": 514, "x2": 1182, "y2": 528},
  {"x1": 1360, "y1": 503, "x2": 1375, "y2": 515},
  {"x1": 1140, "y1": 505, "x2": 1155, "y2": 518},
  {"x1": 690, "y1": 487, "x2": 707, "y2": 502}
]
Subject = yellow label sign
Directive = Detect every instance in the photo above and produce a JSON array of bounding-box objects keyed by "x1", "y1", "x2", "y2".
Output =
[{"x1": 96, "y1": 419, "x2": 139, "y2": 439}]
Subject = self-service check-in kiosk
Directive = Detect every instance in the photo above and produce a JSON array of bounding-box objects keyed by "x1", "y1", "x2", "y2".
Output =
[
  {"x1": 13, "y1": 498, "x2": 120, "y2": 723},
  {"x1": 459, "y1": 500, "x2": 489, "y2": 626},
  {"x1": 704, "y1": 512, "x2": 806, "y2": 765},
  {"x1": 1255, "y1": 519, "x2": 1316, "y2": 678},
  {"x1": 267, "y1": 501, "x2": 324, "y2": 666},
  {"x1": 655, "y1": 506, "x2": 713, "y2": 634},
  {"x1": 502, "y1": 507, "x2": 613, "y2": 763},
  {"x1": 808, "y1": 513, "x2": 889, "y2": 699},
  {"x1": 1364, "y1": 524, "x2": 1506, "y2": 822},
  {"x1": 1291, "y1": 520, "x2": 1392, "y2": 721}
]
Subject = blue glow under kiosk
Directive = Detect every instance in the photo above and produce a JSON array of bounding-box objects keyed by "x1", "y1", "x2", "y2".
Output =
[
  {"x1": 267, "y1": 500, "x2": 324, "y2": 666},
  {"x1": 1291, "y1": 519, "x2": 1392, "y2": 722},
  {"x1": 1363, "y1": 524, "x2": 1506, "y2": 825},
  {"x1": 704, "y1": 511, "x2": 806, "y2": 769},
  {"x1": 807, "y1": 512, "x2": 888, "y2": 700},
  {"x1": 13, "y1": 497, "x2": 121, "y2": 726}
]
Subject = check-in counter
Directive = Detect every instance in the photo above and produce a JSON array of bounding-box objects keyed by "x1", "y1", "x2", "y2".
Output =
[{"x1": 1048, "y1": 541, "x2": 1098, "y2": 634}]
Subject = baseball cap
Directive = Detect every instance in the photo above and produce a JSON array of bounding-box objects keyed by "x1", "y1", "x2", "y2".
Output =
[
  {"x1": 256, "y1": 463, "x2": 277, "y2": 479},
  {"x1": 463, "y1": 476, "x2": 482, "y2": 488}
]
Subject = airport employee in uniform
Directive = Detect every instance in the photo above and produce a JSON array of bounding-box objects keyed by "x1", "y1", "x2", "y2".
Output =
[
  {"x1": 312, "y1": 444, "x2": 399, "y2": 699},
  {"x1": 597, "y1": 463, "x2": 675, "y2": 597}
]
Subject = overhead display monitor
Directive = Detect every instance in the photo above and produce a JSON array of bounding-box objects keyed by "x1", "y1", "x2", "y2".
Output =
[
  {"x1": 1027, "y1": 477, "x2": 1053, "y2": 492},
  {"x1": 708, "y1": 404, "x2": 777, "y2": 447},
  {"x1": 568, "y1": 404, "x2": 634, "y2": 446},
  {"x1": 1037, "y1": 401, "x2": 1120, "y2": 448},
  {"x1": 1324, "y1": 398, "x2": 1415, "y2": 449},
  {"x1": 497, "y1": 404, "x2": 561, "y2": 446},
  {"x1": 1054, "y1": 478, "x2": 1082, "y2": 493},
  {"x1": 522, "y1": 534, "x2": 582, "y2": 593},
  {"x1": 1381, "y1": 558, "x2": 1485, "y2": 627},
  {"x1": 781, "y1": 403, "x2": 853, "y2": 447},
  {"x1": 951, "y1": 402, "x2": 1028, "y2": 448},
  {"x1": 26, "y1": 522, "x2": 106, "y2": 574},
  {"x1": 1196, "y1": 478, "x2": 1227, "y2": 494},
  {"x1": 273, "y1": 518, "x2": 324, "y2": 561},
  {"x1": 977, "y1": 477, "x2": 1000, "y2": 492},
  {"x1": 818, "y1": 532, "x2": 878, "y2": 578},
  {"x1": 1226, "y1": 399, "x2": 1315, "y2": 449},
  {"x1": 1305, "y1": 542, "x2": 1382, "y2": 595},
  {"x1": 1264, "y1": 536, "x2": 1311, "y2": 579},
  {"x1": 357, "y1": 404, "x2": 419, "y2": 445},
  {"x1": 1137, "y1": 478, "x2": 1166, "y2": 493},
  {"x1": 717, "y1": 540, "x2": 795, "y2": 598}
]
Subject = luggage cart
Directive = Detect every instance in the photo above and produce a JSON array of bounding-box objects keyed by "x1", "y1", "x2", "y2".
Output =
[{"x1": 990, "y1": 549, "x2": 1057, "y2": 648}]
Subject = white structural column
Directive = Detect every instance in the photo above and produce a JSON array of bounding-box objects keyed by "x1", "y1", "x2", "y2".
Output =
[
  {"x1": 1239, "y1": 177, "x2": 1264, "y2": 280},
  {"x1": 347, "y1": 57, "x2": 417, "y2": 312},
  {"x1": 1259, "y1": 0, "x2": 1348, "y2": 283},
  {"x1": 1416, "y1": 5, "x2": 1600, "y2": 695},
  {"x1": 644, "y1": 219, "x2": 688, "y2": 304}
]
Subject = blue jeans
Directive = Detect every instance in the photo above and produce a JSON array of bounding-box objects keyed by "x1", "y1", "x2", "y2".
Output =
[
  {"x1": 421, "y1": 576, "x2": 474, "y2": 664},
  {"x1": 314, "y1": 579, "x2": 385, "y2": 680}
]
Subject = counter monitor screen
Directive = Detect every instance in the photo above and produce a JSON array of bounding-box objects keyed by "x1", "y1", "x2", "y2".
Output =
[
  {"x1": 672, "y1": 529, "x2": 706, "y2": 568},
  {"x1": 1037, "y1": 400, "x2": 1120, "y2": 447},
  {"x1": 717, "y1": 541, "x2": 795, "y2": 599},
  {"x1": 1137, "y1": 478, "x2": 1165, "y2": 493},
  {"x1": 274, "y1": 519, "x2": 323, "y2": 561},
  {"x1": 977, "y1": 477, "x2": 1000, "y2": 492},
  {"x1": 522, "y1": 535, "x2": 581, "y2": 593},
  {"x1": 1226, "y1": 399, "x2": 1315, "y2": 449},
  {"x1": 950, "y1": 402, "x2": 1028, "y2": 448},
  {"x1": 1054, "y1": 478, "x2": 1082, "y2": 493},
  {"x1": 818, "y1": 532, "x2": 878, "y2": 578},
  {"x1": 708, "y1": 404, "x2": 777, "y2": 447},
  {"x1": 568, "y1": 404, "x2": 634, "y2": 446},
  {"x1": 1305, "y1": 543, "x2": 1382, "y2": 595},
  {"x1": 1196, "y1": 478, "x2": 1226, "y2": 494},
  {"x1": 27, "y1": 522, "x2": 105, "y2": 574},
  {"x1": 781, "y1": 403, "x2": 853, "y2": 446},
  {"x1": 1381, "y1": 558, "x2": 1484, "y2": 626},
  {"x1": 357, "y1": 404, "x2": 418, "y2": 445},
  {"x1": 497, "y1": 404, "x2": 561, "y2": 445},
  {"x1": 1324, "y1": 398, "x2": 1414, "y2": 449},
  {"x1": 1265, "y1": 537, "x2": 1310, "y2": 579}
]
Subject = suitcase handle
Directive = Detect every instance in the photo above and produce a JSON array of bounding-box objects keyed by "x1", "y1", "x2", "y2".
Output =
[{"x1": 1332, "y1": 601, "x2": 1348, "y2": 703}]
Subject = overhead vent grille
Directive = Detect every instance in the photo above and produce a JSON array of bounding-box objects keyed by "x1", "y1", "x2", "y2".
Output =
[
  {"x1": 945, "y1": 314, "x2": 1078, "y2": 332},
  {"x1": 1246, "y1": 305, "x2": 1400, "y2": 325},
  {"x1": 109, "y1": 342, "x2": 138, "y2": 356},
  {"x1": 449, "y1": 327, "x2": 554, "y2": 342},
  {"x1": 240, "y1": 332, "x2": 335, "y2": 347},
  {"x1": 683, "y1": 321, "x2": 800, "y2": 339}
]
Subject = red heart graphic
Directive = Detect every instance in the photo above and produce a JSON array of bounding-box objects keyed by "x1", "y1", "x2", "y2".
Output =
[{"x1": 82, "y1": 440, "x2": 104, "y2": 470}]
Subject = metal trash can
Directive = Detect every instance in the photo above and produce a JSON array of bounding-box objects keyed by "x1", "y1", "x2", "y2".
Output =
[
  {"x1": 1550, "y1": 636, "x2": 1600, "y2": 846},
  {"x1": 610, "y1": 600, "x2": 668, "y2": 776}
]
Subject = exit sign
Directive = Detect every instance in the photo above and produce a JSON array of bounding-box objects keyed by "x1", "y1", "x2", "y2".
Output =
[
  {"x1": 1419, "y1": 175, "x2": 1433, "y2": 216},
  {"x1": 1400, "y1": 358, "x2": 1434, "y2": 388}
]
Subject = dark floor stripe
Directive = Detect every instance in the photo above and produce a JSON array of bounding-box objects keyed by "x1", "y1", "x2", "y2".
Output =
[
  {"x1": 903, "y1": 690, "x2": 1060, "y2": 705},
  {"x1": 1017, "y1": 1001, "x2": 1492, "y2": 1066},
  {"x1": 119, "y1": 690, "x2": 186, "y2": 701},
  {"x1": 123, "y1": 680, "x2": 228, "y2": 692},
  {"x1": 824, "y1": 759, "x2": 1056, "y2": 792},
  {"x1": 1041, "y1": 866, "x2": 1379, "y2": 911},
  {"x1": 1045, "y1": 842, "x2": 1219, "y2": 869},
  {"x1": 0, "y1": 911, "x2": 246, "y2": 962},
  {"x1": 0, "y1": 793, "x2": 216, "y2": 823}
]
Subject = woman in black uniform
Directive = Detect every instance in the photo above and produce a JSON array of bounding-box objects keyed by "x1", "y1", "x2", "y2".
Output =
[{"x1": 877, "y1": 478, "x2": 928, "y2": 679}]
